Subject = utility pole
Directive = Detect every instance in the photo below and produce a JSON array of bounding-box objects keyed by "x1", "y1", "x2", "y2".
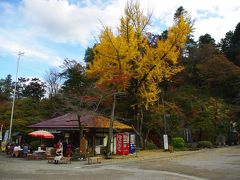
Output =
[
  {"x1": 106, "y1": 93, "x2": 116, "y2": 158},
  {"x1": 106, "y1": 92, "x2": 126, "y2": 158},
  {"x1": 9, "y1": 51, "x2": 24, "y2": 141}
]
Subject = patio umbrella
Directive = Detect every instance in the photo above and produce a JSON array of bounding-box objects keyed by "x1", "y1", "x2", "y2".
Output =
[{"x1": 28, "y1": 130, "x2": 54, "y2": 139}]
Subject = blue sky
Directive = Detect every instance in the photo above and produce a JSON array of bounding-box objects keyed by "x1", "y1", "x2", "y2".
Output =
[{"x1": 0, "y1": 0, "x2": 240, "y2": 81}]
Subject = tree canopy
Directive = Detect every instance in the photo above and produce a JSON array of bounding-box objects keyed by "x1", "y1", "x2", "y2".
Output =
[{"x1": 87, "y1": 2, "x2": 191, "y2": 109}]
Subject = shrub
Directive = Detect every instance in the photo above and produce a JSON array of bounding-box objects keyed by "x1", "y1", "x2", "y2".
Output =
[
  {"x1": 145, "y1": 142, "x2": 158, "y2": 150},
  {"x1": 185, "y1": 143, "x2": 198, "y2": 149},
  {"x1": 185, "y1": 143, "x2": 199, "y2": 150},
  {"x1": 197, "y1": 141, "x2": 213, "y2": 148},
  {"x1": 172, "y1": 137, "x2": 185, "y2": 149}
]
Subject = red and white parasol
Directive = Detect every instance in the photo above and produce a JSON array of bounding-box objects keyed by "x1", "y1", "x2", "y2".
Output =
[{"x1": 28, "y1": 130, "x2": 54, "y2": 139}]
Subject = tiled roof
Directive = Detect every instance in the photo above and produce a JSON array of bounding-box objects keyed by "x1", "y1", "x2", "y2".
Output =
[{"x1": 28, "y1": 113, "x2": 132, "y2": 130}]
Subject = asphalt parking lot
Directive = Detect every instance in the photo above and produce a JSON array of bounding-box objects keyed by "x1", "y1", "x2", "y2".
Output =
[{"x1": 1, "y1": 146, "x2": 240, "y2": 180}]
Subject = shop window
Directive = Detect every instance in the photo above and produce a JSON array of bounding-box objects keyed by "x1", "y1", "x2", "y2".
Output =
[{"x1": 96, "y1": 138, "x2": 104, "y2": 146}]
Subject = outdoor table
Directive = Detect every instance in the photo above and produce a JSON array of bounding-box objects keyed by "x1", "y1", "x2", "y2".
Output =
[{"x1": 34, "y1": 150, "x2": 46, "y2": 159}]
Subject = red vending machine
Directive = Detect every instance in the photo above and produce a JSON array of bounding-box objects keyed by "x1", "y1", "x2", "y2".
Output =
[{"x1": 116, "y1": 133, "x2": 129, "y2": 155}]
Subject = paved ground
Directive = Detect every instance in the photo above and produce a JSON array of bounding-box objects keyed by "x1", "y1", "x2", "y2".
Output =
[{"x1": 0, "y1": 146, "x2": 240, "y2": 180}]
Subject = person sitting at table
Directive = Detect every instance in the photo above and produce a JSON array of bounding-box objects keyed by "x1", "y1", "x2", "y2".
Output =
[
  {"x1": 54, "y1": 147, "x2": 63, "y2": 164},
  {"x1": 9, "y1": 143, "x2": 14, "y2": 155},
  {"x1": 40, "y1": 143, "x2": 46, "y2": 151},
  {"x1": 13, "y1": 144, "x2": 21, "y2": 157},
  {"x1": 22, "y1": 144, "x2": 29, "y2": 157},
  {"x1": 5, "y1": 143, "x2": 10, "y2": 155}
]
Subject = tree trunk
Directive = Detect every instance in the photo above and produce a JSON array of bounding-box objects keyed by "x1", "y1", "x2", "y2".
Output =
[
  {"x1": 199, "y1": 128, "x2": 202, "y2": 141},
  {"x1": 139, "y1": 134, "x2": 144, "y2": 149},
  {"x1": 161, "y1": 88, "x2": 167, "y2": 135},
  {"x1": 144, "y1": 129, "x2": 151, "y2": 147},
  {"x1": 139, "y1": 107, "x2": 144, "y2": 148},
  {"x1": 133, "y1": 106, "x2": 145, "y2": 149},
  {"x1": 77, "y1": 113, "x2": 83, "y2": 152},
  {"x1": 106, "y1": 94, "x2": 116, "y2": 158},
  {"x1": 132, "y1": 125, "x2": 144, "y2": 149}
]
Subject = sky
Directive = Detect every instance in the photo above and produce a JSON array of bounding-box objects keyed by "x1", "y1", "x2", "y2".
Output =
[{"x1": 0, "y1": 0, "x2": 240, "y2": 81}]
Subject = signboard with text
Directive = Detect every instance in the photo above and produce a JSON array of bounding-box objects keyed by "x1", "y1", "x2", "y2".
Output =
[
  {"x1": 116, "y1": 133, "x2": 129, "y2": 155},
  {"x1": 163, "y1": 134, "x2": 169, "y2": 150}
]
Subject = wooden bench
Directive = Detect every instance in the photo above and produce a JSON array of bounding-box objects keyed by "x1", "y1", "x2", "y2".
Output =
[
  {"x1": 60, "y1": 157, "x2": 72, "y2": 164},
  {"x1": 27, "y1": 154, "x2": 39, "y2": 160},
  {"x1": 46, "y1": 156, "x2": 54, "y2": 163},
  {"x1": 87, "y1": 157, "x2": 101, "y2": 164}
]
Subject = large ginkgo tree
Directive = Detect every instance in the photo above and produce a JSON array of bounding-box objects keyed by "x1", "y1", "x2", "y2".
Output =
[
  {"x1": 87, "y1": 2, "x2": 191, "y2": 148},
  {"x1": 87, "y1": 2, "x2": 190, "y2": 107}
]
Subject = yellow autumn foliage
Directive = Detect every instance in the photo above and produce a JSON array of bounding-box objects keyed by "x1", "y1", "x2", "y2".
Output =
[{"x1": 86, "y1": 2, "x2": 191, "y2": 109}]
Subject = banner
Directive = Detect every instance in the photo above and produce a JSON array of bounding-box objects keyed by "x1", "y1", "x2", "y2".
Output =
[
  {"x1": 3, "y1": 130, "x2": 9, "y2": 142},
  {"x1": 163, "y1": 134, "x2": 169, "y2": 150},
  {"x1": 1, "y1": 141, "x2": 6, "y2": 152},
  {"x1": 0, "y1": 125, "x2": 3, "y2": 141}
]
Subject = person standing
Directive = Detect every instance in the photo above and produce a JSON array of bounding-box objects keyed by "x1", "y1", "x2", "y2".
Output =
[
  {"x1": 62, "y1": 140, "x2": 67, "y2": 156},
  {"x1": 66, "y1": 141, "x2": 72, "y2": 157},
  {"x1": 56, "y1": 139, "x2": 63, "y2": 152}
]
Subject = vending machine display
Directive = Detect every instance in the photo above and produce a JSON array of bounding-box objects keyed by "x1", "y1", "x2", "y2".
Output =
[
  {"x1": 116, "y1": 133, "x2": 129, "y2": 155},
  {"x1": 129, "y1": 134, "x2": 136, "y2": 154}
]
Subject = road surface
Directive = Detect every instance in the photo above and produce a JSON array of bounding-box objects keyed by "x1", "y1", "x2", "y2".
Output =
[{"x1": 0, "y1": 146, "x2": 240, "y2": 180}]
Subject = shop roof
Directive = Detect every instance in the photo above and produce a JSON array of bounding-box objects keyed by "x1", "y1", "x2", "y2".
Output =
[{"x1": 28, "y1": 112, "x2": 132, "y2": 130}]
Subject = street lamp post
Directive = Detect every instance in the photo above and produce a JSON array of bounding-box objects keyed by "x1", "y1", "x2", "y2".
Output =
[{"x1": 9, "y1": 51, "x2": 24, "y2": 141}]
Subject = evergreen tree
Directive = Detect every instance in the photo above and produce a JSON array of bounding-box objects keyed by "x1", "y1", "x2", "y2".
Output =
[
  {"x1": 84, "y1": 47, "x2": 95, "y2": 69},
  {"x1": 22, "y1": 78, "x2": 46, "y2": 100},
  {"x1": 0, "y1": 74, "x2": 12, "y2": 100},
  {"x1": 199, "y1": 33, "x2": 216, "y2": 46},
  {"x1": 220, "y1": 22, "x2": 240, "y2": 66}
]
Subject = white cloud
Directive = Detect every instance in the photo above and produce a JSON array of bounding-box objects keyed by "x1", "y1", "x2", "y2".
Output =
[
  {"x1": 1, "y1": 0, "x2": 240, "y2": 70},
  {"x1": 19, "y1": 0, "x2": 240, "y2": 46},
  {"x1": 0, "y1": 1, "x2": 63, "y2": 67},
  {"x1": 0, "y1": 27, "x2": 62, "y2": 66},
  {"x1": 138, "y1": 0, "x2": 240, "y2": 42},
  {"x1": 21, "y1": 0, "x2": 125, "y2": 45}
]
